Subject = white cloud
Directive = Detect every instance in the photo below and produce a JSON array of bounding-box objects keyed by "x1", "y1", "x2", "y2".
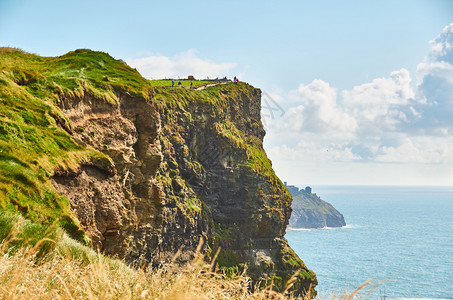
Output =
[
  {"x1": 375, "y1": 136, "x2": 453, "y2": 164},
  {"x1": 281, "y1": 79, "x2": 357, "y2": 135},
  {"x1": 126, "y1": 49, "x2": 236, "y2": 79},
  {"x1": 415, "y1": 60, "x2": 453, "y2": 130},
  {"x1": 415, "y1": 24, "x2": 453, "y2": 131},
  {"x1": 267, "y1": 70, "x2": 419, "y2": 161},
  {"x1": 429, "y1": 23, "x2": 453, "y2": 62},
  {"x1": 266, "y1": 142, "x2": 361, "y2": 164},
  {"x1": 265, "y1": 23, "x2": 453, "y2": 170},
  {"x1": 342, "y1": 69, "x2": 415, "y2": 131}
]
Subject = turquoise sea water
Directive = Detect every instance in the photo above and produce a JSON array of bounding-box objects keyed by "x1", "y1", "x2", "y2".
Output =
[{"x1": 285, "y1": 186, "x2": 453, "y2": 299}]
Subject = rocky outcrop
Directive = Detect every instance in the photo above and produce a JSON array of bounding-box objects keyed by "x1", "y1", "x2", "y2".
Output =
[
  {"x1": 286, "y1": 184, "x2": 346, "y2": 229},
  {"x1": 51, "y1": 82, "x2": 316, "y2": 295},
  {"x1": 0, "y1": 49, "x2": 316, "y2": 297}
]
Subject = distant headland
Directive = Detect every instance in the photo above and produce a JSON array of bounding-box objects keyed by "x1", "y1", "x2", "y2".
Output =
[{"x1": 285, "y1": 183, "x2": 346, "y2": 229}]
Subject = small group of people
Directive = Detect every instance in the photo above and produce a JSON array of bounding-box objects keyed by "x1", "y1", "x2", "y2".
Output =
[
  {"x1": 171, "y1": 80, "x2": 182, "y2": 88},
  {"x1": 171, "y1": 80, "x2": 194, "y2": 89},
  {"x1": 169, "y1": 76, "x2": 239, "y2": 88}
]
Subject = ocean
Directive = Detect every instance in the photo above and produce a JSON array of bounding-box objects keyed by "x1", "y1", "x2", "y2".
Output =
[{"x1": 285, "y1": 186, "x2": 453, "y2": 299}]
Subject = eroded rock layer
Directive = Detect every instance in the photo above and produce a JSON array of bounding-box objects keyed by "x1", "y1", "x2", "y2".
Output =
[{"x1": 52, "y1": 82, "x2": 316, "y2": 295}]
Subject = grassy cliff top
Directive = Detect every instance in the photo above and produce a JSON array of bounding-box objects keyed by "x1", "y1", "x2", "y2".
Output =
[
  {"x1": 0, "y1": 47, "x2": 152, "y2": 99},
  {"x1": 0, "y1": 48, "x2": 157, "y2": 236},
  {"x1": 149, "y1": 79, "x2": 214, "y2": 87}
]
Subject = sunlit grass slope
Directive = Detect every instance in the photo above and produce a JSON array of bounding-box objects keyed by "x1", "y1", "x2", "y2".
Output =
[{"x1": 0, "y1": 47, "x2": 154, "y2": 238}]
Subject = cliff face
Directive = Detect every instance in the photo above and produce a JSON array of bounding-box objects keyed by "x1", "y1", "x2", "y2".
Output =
[
  {"x1": 0, "y1": 48, "x2": 316, "y2": 296},
  {"x1": 153, "y1": 86, "x2": 316, "y2": 292},
  {"x1": 52, "y1": 90, "x2": 164, "y2": 260},
  {"x1": 286, "y1": 185, "x2": 346, "y2": 229}
]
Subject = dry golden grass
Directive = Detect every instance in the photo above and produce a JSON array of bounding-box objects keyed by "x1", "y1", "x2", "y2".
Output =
[{"x1": 0, "y1": 235, "x2": 311, "y2": 300}]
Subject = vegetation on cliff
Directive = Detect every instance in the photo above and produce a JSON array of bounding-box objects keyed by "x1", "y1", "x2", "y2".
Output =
[
  {"x1": 0, "y1": 48, "x2": 122, "y2": 239},
  {"x1": 1, "y1": 211, "x2": 317, "y2": 299},
  {"x1": 0, "y1": 47, "x2": 316, "y2": 297}
]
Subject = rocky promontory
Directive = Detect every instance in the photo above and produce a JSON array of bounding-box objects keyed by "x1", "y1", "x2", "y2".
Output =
[
  {"x1": 286, "y1": 184, "x2": 346, "y2": 229},
  {"x1": 0, "y1": 48, "x2": 316, "y2": 297}
]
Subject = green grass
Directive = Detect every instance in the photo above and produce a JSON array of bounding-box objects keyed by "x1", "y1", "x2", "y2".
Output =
[
  {"x1": 0, "y1": 211, "x2": 61, "y2": 258},
  {"x1": 149, "y1": 79, "x2": 213, "y2": 87},
  {"x1": 214, "y1": 120, "x2": 278, "y2": 180},
  {"x1": 0, "y1": 47, "x2": 128, "y2": 239},
  {"x1": 1, "y1": 48, "x2": 152, "y2": 102},
  {"x1": 186, "y1": 197, "x2": 201, "y2": 213},
  {"x1": 153, "y1": 81, "x2": 252, "y2": 107}
]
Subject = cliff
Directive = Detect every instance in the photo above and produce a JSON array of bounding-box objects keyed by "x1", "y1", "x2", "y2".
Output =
[
  {"x1": 286, "y1": 184, "x2": 346, "y2": 229},
  {"x1": 0, "y1": 48, "x2": 316, "y2": 296}
]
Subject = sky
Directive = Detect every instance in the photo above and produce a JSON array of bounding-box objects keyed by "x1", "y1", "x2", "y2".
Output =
[{"x1": 1, "y1": 0, "x2": 452, "y2": 186}]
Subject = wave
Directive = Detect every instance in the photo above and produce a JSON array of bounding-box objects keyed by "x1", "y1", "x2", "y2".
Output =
[
  {"x1": 287, "y1": 224, "x2": 358, "y2": 231},
  {"x1": 396, "y1": 298, "x2": 453, "y2": 300}
]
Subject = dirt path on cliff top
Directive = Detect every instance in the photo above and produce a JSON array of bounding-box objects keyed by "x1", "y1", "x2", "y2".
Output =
[{"x1": 195, "y1": 81, "x2": 230, "y2": 90}]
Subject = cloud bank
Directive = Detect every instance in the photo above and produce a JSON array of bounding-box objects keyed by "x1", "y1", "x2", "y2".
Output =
[
  {"x1": 266, "y1": 23, "x2": 453, "y2": 170},
  {"x1": 126, "y1": 49, "x2": 236, "y2": 79}
]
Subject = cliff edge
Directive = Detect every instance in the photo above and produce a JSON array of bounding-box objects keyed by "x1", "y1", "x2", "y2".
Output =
[{"x1": 0, "y1": 48, "x2": 316, "y2": 296}]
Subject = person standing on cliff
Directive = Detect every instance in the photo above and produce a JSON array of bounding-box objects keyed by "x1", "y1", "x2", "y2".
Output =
[
  {"x1": 171, "y1": 79, "x2": 175, "y2": 88},
  {"x1": 190, "y1": 81, "x2": 193, "y2": 89},
  {"x1": 178, "y1": 81, "x2": 181, "y2": 88}
]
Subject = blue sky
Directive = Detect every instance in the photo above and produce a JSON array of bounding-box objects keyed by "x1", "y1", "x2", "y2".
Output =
[{"x1": 1, "y1": 0, "x2": 452, "y2": 185}]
